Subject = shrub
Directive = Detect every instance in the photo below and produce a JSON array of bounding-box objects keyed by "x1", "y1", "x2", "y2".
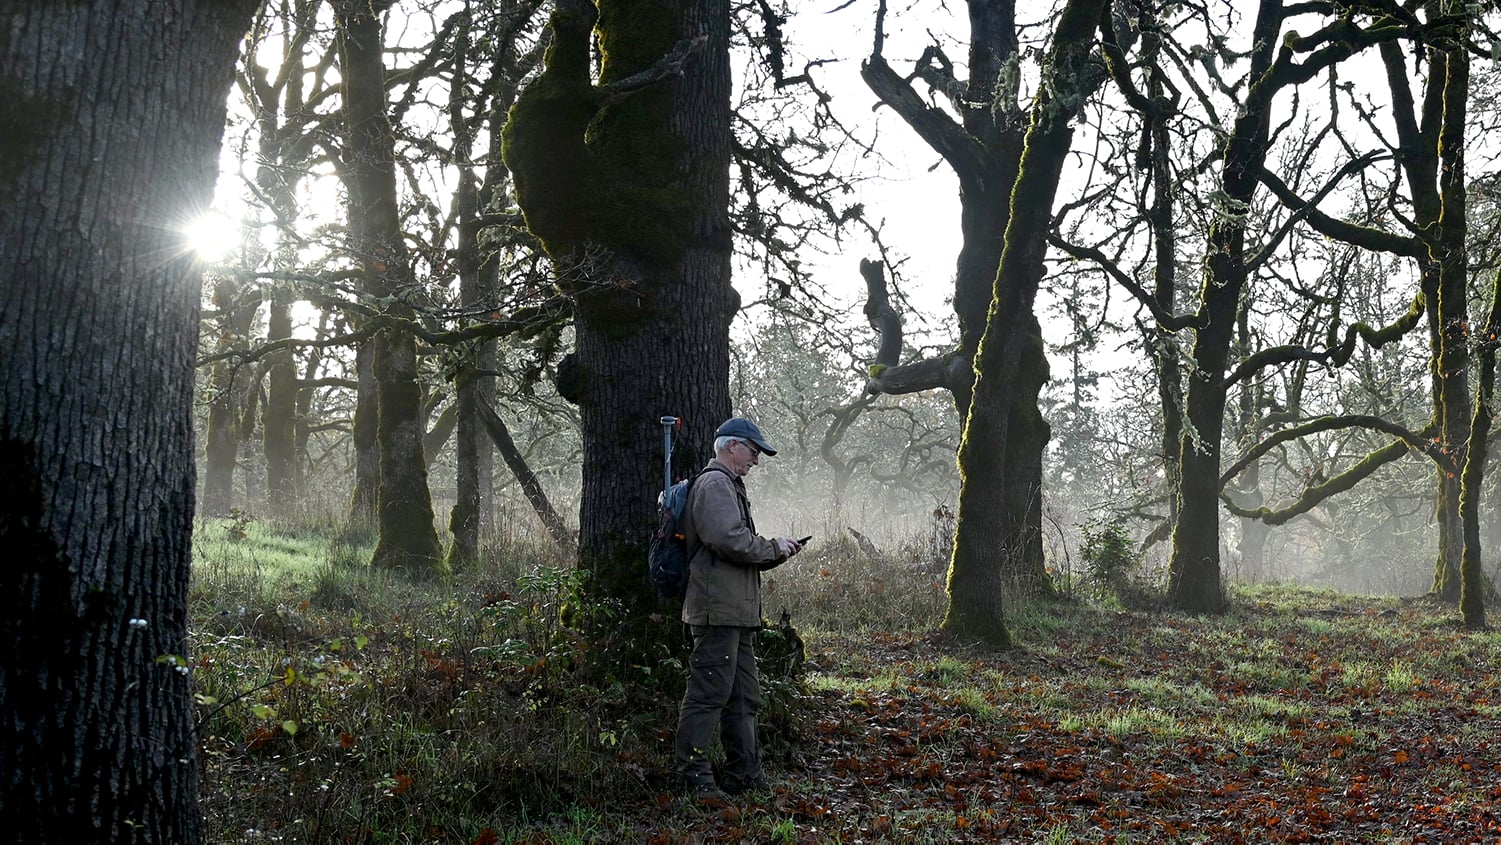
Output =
[{"x1": 1080, "y1": 518, "x2": 1157, "y2": 609}]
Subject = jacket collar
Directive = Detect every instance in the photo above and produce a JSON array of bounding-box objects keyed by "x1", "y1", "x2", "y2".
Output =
[{"x1": 705, "y1": 458, "x2": 742, "y2": 485}]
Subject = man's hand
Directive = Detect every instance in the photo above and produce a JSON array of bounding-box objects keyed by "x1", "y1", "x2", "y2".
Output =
[{"x1": 774, "y1": 537, "x2": 804, "y2": 558}]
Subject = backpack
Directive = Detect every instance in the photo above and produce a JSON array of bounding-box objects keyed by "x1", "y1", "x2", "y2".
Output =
[{"x1": 648, "y1": 467, "x2": 729, "y2": 599}]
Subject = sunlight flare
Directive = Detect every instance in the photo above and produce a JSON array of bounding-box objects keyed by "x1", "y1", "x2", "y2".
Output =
[{"x1": 183, "y1": 210, "x2": 239, "y2": 262}]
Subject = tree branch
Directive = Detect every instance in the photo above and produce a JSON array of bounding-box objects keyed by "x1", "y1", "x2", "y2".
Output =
[
  {"x1": 1255, "y1": 158, "x2": 1424, "y2": 258},
  {"x1": 1048, "y1": 234, "x2": 1203, "y2": 331},
  {"x1": 1224, "y1": 290, "x2": 1423, "y2": 386},
  {"x1": 1221, "y1": 436, "x2": 1414, "y2": 525},
  {"x1": 1220, "y1": 414, "x2": 1451, "y2": 488}
]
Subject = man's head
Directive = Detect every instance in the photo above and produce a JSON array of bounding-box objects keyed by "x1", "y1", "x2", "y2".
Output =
[{"x1": 714, "y1": 417, "x2": 776, "y2": 476}]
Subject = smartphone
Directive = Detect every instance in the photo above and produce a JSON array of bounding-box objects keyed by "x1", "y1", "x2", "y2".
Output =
[{"x1": 797, "y1": 535, "x2": 813, "y2": 545}]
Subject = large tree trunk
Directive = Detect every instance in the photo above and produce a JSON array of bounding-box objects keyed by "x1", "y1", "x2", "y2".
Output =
[
  {"x1": 1425, "y1": 39, "x2": 1470, "y2": 602},
  {"x1": 504, "y1": 0, "x2": 735, "y2": 671},
  {"x1": 945, "y1": 0, "x2": 1105, "y2": 644},
  {"x1": 0, "y1": 2, "x2": 254, "y2": 841},
  {"x1": 335, "y1": 0, "x2": 443, "y2": 572},
  {"x1": 1460, "y1": 272, "x2": 1494, "y2": 631}
]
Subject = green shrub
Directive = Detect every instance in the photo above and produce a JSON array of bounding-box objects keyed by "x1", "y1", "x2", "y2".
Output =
[{"x1": 1080, "y1": 518, "x2": 1157, "y2": 609}]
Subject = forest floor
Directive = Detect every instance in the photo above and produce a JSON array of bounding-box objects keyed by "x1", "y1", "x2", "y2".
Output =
[
  {"x1": 530, "y1": 587, "x2": 1501, "y2": 844},
  {"x1": 190, "y1": 519, "x2": 1501, "y2": 844}
]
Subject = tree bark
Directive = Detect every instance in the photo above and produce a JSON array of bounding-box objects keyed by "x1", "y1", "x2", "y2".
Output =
[
  {"x1": 1460, "y1": 274, "x2": 1495, "y2": 632},
  {"x1": 1426, "y1": 38, "x2": 1471, "y2": 602},
  {"x1": 334, "y1": 0, "x2": 443, "y2": 572},
  {"x1": 945, "y1": 0, "x2": 1106, "y2": 644},
  {"x1": 262, "y1": 293, "x2": 298, "y2": 509},
  {"x1": 347, "y1": 340, "x2": 380, "y2": 527},
  {"x1": 0, "y1": 2, "x2": 255, "y2": 841},
  {"x1": 504, "y1": 0, "x2": 736, "y2": 671}
]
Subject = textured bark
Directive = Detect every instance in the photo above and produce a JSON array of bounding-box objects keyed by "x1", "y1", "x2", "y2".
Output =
[
  {"x1": 1141, "y1": 8, "x2": 1182, "y2": 537},
  {"x1": 504, "y1": 0, "x2": 736, "y2": 670},
  {"x1": 1425, "y1": 38, "x2": 1470, "y2": 602},
  {"x1": 944, "y1": 0, "x2": 1106, "y2": 644},
  {"x1": 0, "y1": 2, "x2": 255, "y2": 841},
  {"x1": 335, "y1": 0, "x2": 443, "y2": 572},
  {"x1": 1459, "y1": 274, "x2": 1495, "y2": 631},
  {"x1": 347, "y1": 341, "x2": 379, "y2": 526},
  {"x1": 262, "y1": 294, "x2": 298, "y2": 508},
  {"x1": 1444, "y1": 43, "x2": 1483, "y2": 628}
]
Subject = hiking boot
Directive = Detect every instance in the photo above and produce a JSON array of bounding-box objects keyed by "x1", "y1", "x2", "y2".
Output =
[
  {"x1": 723, "y1": 775, "x2": 779, "y2": 796},
  {"x1": 685, "y1": 783, "x2": 735, "y2": 810}
]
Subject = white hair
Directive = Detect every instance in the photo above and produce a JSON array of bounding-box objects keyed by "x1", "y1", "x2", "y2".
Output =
[{"x1": 714, "y1": 435, "x2": 740, "y2": 455}]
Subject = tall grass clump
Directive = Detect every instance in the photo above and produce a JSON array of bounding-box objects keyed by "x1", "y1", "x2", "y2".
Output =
[{"x1": 763, "y1": 529, "x2": 948, "y2": 633}]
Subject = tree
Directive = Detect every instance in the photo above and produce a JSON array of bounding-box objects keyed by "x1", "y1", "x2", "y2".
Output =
[
  {"x1": 241, "y1": 1, "x2": 330, "y2": 512},
  {"x1": 944, "y1": 0, "x2": 1111, "y2": 644},
  {"x1": 857, "y1": 0, "x2": 1057, "y2": 602},
  {"x1": 334, "y1": 0, "x2": 444, "y2": 572},
  {"x1": 504, "y1": 0, "x2": 738, "y2": 669},
  {"x1": 1215, "y1": 4, "x2": 1475, "y2": 602},
  {"x1": 200, "y1": 272, "x2": 263, "y2": 516},
  {"x1": 444, "y1": 0, "x2": 548, "y2": 568},
  {"x1": 0, "y1": 1, "x2": 255, "y2": 840},
  {"x1": 1152, "y1": 3, "x2": 1448, "y2": 612}
]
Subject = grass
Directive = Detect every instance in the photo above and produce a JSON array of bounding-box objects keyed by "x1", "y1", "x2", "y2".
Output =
[{"x1": 192, "y1": 517, "x2": 1501, "y2": 843}]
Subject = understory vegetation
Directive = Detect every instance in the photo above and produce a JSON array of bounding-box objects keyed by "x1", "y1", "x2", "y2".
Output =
[{"x1": 193, "y1": 515, "x2": 1501, "y2": 843}]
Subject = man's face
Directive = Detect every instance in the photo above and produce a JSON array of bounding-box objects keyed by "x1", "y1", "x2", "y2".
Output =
[{"x1": 727, "y1": 438, "x2": 762, "y2": 477}]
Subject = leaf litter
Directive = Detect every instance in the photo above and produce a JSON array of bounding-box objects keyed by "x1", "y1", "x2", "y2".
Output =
[{"x1": 610, "y1": 590, "x2": 1501, "y2": 844}]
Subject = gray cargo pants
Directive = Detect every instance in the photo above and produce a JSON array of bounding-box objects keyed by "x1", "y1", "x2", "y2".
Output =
[{"x1": 675, "y1": 624, "x2": 763, "y2": 790}]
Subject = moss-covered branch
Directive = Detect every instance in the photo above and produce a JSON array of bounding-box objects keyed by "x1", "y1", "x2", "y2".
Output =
[
  {"x1": 1224, "y1": 290, "x2": 1424, "y2": 387},
  {"x1": 1221, "y1": 437, "x2": 1412, "y2": 525},
  {"x1": 1255, "y1": 162, "x2": 1425, "y2": 258},
  {"x1": 1220, "y1": 414, "x2": 1450, "y2": 487},
  {"x1": 1048, "y1": 234, "x2": 1203, "y2": 331}
]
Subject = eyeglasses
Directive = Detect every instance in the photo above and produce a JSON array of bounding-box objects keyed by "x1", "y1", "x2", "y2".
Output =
[{"x1": 739, "y1": 439, "x2": 762, "y2": 458}]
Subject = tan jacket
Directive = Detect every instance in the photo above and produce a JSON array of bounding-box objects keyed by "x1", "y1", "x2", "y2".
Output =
[{"x1": 680, "y1": 459, "x2": 785, "y2": 627}]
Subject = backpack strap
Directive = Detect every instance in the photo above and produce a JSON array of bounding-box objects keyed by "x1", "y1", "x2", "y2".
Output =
[{"x1": 682, "y1": 466, "x2": 735, "y2": 562}]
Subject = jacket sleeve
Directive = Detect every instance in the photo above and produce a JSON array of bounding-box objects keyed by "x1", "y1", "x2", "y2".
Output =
[{"x1": 690, "y1": 472, "x2": 782, "y2": 567}]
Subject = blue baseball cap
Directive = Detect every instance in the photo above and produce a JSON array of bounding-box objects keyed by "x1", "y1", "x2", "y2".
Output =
[{"x1": 715, "y1": 417, "x2": 777, "y2": 456}]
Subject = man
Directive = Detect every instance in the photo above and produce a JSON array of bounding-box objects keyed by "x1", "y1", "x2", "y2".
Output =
[{"x1": 676, "y1": 416, "x2": 805, "y2": 806}]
